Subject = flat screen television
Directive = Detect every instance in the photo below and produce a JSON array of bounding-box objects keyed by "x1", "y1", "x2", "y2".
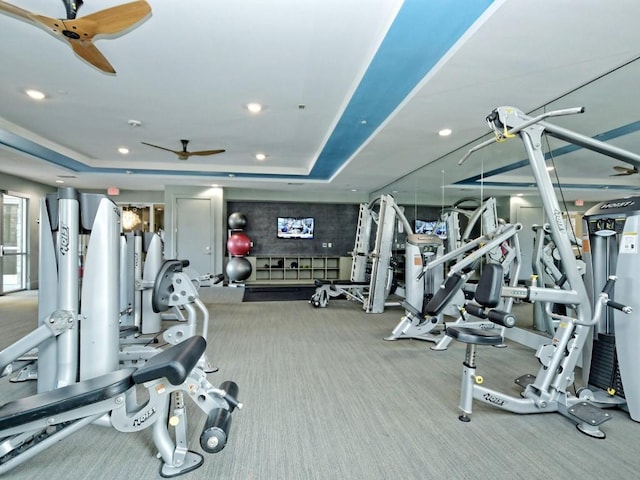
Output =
[
  {"x1": 277, "y1": 217, "x2": 315, "y2": 239},
  {"x1": 415, "y1": 219, "x2": 447, "y2": 239}
]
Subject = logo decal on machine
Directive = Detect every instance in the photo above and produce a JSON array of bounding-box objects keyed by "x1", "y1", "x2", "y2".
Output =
[
  {"x1": 483, "y1": 392, "x2": 506, "y2": 407},
  {"x1": 600, "y1": 200, "x2": 634, "y2": 210},
  {"x1": 133, "y1": 406, "x2": 157, "y2": 427},
  {"x1": 59, "y1": 224, "x2": 70, "y2": 255}
]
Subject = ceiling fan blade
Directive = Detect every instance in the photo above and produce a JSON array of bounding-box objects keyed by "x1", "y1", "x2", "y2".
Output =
[
  {"x1": 69, "y1": 40, "x2": 115, "y2": 73},
  {"x1": 611, "y1": 165, "x2": 638, "y2": 176},
  {"x1": 79, "y1": 1, "x2": 152, "y2": 36},
  {"x1": 189, "y1": 149, "x2": 227, "y2": 156},
  {"x1": 141, "y1": 142, "x2": 181, "y2": 155},
  {"x1": 0, "y1": 1, "x2": 37, "y2": 22}
]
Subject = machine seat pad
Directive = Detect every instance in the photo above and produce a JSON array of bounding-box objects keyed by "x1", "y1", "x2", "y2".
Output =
[
  {"x1": 132, "y1": 335, "x2": 206, "y2": 386},
  {"x1": 0, "y1": 368, "x2": 136, "y2": 430},
  {"x1": 446, "y1": 326, "x2": 504, "y2": 345},
  {"x1": 425, "y1": 273, "x2": 466, "y2": 316}
]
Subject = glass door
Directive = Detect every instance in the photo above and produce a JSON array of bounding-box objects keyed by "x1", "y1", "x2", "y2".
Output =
[{"x1": 1, "y1": 192, "x2": 28, "y2": 294}]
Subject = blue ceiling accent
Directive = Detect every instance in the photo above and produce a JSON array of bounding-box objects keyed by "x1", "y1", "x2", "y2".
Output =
[
  {"x1": 454, "y1": 119, "x2": 640, "y2": 188},
  {"x1": 309, "y1": 0, "x2": 495, "y2": 179},
  {"x1": 0, "y1": 0, "x2": 495, "y2": 182}
]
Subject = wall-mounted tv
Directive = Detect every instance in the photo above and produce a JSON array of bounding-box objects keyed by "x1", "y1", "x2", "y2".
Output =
[
  {"x1": 415, "y1": 219, "x2": 447, "y2": 239},
  {"x1": 277, "y1": 217, "x2": 315, "y2": 239}
]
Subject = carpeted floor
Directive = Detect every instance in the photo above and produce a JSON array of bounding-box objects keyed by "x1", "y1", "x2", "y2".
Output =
[{"x1": 1, "y1": 291, "x2": 640, "y2": 479}]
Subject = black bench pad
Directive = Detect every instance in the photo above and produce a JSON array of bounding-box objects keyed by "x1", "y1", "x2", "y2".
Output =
[
  {"x1": 0, "y1": 368, "x2": 135, "y2": 430},
  {"x1": 425, "y1": 273, "x2": 466, "y2": 316},
  {"x1": 132, "y1": 335, "x2": 206, "y2": 386}
]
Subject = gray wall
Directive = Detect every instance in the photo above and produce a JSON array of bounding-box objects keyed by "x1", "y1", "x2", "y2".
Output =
[
  {"x1": 226, "y1": 201, "x2": 360, "y2": 256},
  {"x1": 226, "y1": 201, "x2": 450, "y2": 257}
]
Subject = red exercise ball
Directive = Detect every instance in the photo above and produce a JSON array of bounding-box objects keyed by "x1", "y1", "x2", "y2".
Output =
[{"x1": 227, "y1": 232, "x2": 252, "y2": 256}]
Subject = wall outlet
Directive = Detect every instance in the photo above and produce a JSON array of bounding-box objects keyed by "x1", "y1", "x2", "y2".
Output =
[
  {"x1": 328, "y1": 242, "x2": 332, "y2": 248},
  {"x1": 322, "y1": 242, "x2": 327, "y2": 247}
]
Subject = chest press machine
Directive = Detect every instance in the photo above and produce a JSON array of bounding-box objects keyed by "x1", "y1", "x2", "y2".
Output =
[{"x1": 439, "y1": 106, "x2": 639, "y2": 438}]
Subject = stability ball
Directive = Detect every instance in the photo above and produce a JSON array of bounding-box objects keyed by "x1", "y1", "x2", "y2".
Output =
[
  {"x1": 227, "y1": 232, "x2": 252, "y2": 256},
  {"x1": 226, "y1": 256, "x2": 252, "y2": 281},
  {"x1": 228, "y1": 212, "x2": 248, "y2": 230}
]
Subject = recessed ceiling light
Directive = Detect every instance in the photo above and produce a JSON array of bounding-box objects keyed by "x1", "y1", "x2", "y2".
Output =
[
  {"x1": 55, "y1": 180, "x2": 64, "y2": 184},
  {"x1": 25, "y1": 89, "x2": 46, "y2": 100},
  {"x1": 351, "y1": 189, "x2": 358, "y2": 192},
  {"x1": 118, "y1": 147, "x2": 130, "y2": 155},
  {"x1": 516, "y1": 193, "x2": 523, "y2": 197},
  {"x1": 438, "y1": 128, "x2": 452, "y2": 137},
  {"x1": 255, "y1": 153, "x2": 266, "y2": 161},
  {"x1": 246, "y1": 103, "x2": 262, "y2": 113}
]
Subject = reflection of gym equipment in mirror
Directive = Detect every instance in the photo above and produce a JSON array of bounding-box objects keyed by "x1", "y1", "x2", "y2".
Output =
[
  {"x1": 443, "y1": 105, "x2": 640, "y2": 438},
  {"x1": 311, "y1": 194, "x2": 436, "y2": 313},
  {"x1": 385, "y1": 197, "x2": 522, "y2": 346}
]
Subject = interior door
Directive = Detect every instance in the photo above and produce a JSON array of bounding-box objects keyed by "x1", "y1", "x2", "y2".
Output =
[
  {"x1": 1, "y1": 193, "x2": 28, "y2": 294},
  {"x1": 175, "y1": 197, "x2": 214, "y2": 277}
]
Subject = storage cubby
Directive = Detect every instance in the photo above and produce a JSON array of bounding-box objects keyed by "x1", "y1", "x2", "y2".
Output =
[{"x1": 245, "y1": 255, "x2": 351, "y2": 284}]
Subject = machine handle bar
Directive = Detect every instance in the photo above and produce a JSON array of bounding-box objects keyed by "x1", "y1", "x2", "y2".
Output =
[
  {"x1": 607, "y1": 300, "x2": 632, "y2": 314},
  {"x1": 458, "y1": 106, "x2": 585, "y2": 165}
]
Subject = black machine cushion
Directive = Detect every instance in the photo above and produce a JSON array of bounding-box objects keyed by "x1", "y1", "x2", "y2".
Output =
[
  {"x1": 0, "y1": 368, "x2": 135, "y2": 430},
  {"x1": 132, "y1": 335, "x2": 206, "y2": 386},
  {"x1": 474, "y1": 263, "x2": 503, "y2": 308},
  {"x1": 425, "y1": 272, "x2": 466, "y2": 316}
]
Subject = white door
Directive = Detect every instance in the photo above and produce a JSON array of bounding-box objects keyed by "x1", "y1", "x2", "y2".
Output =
[
  {"x1": 175, "y1": 197, "x2": 214, "y2": 276},
  {"x1": 0, "y1": 193, "x2": 28, "y2": 294}
]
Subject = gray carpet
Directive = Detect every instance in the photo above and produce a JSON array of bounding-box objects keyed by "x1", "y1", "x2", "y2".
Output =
[{"x1": 1, "y1": 291, "x2": 639, "y2": 479}]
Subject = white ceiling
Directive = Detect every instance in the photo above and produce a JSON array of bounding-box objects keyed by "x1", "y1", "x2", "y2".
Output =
[{"x1": 2, "y1": 0, "x2": 640, "y2": 205}]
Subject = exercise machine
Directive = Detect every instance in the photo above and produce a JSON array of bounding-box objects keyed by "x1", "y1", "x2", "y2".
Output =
[
  {"x1": 581, "y1": 196, "x2": 640, "y2": 421},
  {"x1": 310, "y1": 194, "x2": 430, "y2": 313},
  {"x1": 386, "y1": 197, "x2": 522, "y2": 346},
  {"x1": 444, "y1": 105, "x2": 640, "y2": 437},
  {"x1": 0, "y1": 335, "x2": 241, "y2": 477}
]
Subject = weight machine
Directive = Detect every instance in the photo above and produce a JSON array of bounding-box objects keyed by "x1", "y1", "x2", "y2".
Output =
[
  {"x1": 385, "y1": 197, "x2": 522, "y2": 347},
  {"x1": 0, "y1": 188, "x2": 242, "y2": 475},
  {"x1": 581, "y1": 197, "x2": 640, "y2": 421},
  {"x1": 443, "y1": 105, "x2": 638, "y2": 438},
  {"x1": 310, "y1": 194, "x2": 430, "y2": 313}
]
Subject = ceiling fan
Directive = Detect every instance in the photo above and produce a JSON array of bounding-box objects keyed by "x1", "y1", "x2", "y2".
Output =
[
  {"x1": 141, "y1": 139, "x2": 226, "y2": 161},
  {"x1": 611, "y1": 165, "x2": 639, "y2": 176},
  {"x1": 0, "y1": 0, "x2": 151, "y2": 74}
]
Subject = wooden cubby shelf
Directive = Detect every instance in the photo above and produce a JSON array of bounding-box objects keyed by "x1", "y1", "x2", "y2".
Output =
[{"x1": 244, "y1": 255, "x2": 351, "y2": 284}]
